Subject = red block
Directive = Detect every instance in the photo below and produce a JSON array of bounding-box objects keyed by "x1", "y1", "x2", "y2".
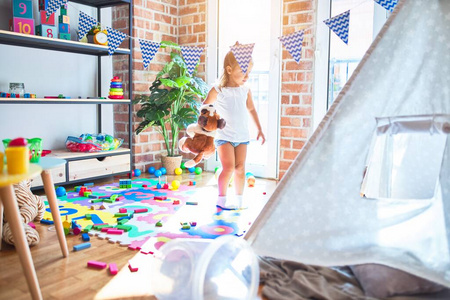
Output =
[
  {"x1": 109, "y1": 263, "x2": 118, "y2": 275},
  {"x1": 40, "y1": 10, "x2": 55, "y2": 26}
]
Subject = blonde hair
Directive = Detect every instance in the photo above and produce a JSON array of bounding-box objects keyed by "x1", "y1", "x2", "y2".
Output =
[
  {"x1": 218, "y1": 50, "x2": 239, "y2": 88},
  {"x1": 219, "y1": 42, "x2": 254, "y2": 88}
]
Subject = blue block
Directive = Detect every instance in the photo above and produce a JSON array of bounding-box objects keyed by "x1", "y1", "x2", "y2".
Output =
[
  {"x1": 59, "y1": 23, "x2": 70, "y2": 34},
  {"x1": 73, "y1": 242, "x2": 91, "y2": 251},
  {"x1": 13, "y1": 0, "x2": 33, "y2": 19},
  {"x1": 40, "y1": 219, "x2": 54, "y2": 225},
  {"x1": 84, "y1": 182, "x2": 94, "y2": 187},
  {"x1": 82, "y1": 233, "x2": 90, "y2": 241},
  {"x1": 117, "y1": 216, "x2": 131, "y2": 221}
]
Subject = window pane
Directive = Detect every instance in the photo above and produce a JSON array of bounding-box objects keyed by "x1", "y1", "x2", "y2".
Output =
[{"x1": 328, "y1": 0, "x2": 375, "y2": 107}]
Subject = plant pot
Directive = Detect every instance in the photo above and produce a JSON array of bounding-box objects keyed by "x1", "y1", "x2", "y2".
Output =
[{"x1": 161, "y1": 155, "x2": 182, "y2": 175}]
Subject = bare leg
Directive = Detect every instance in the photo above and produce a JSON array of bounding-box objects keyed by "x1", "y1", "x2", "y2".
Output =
[
  {"x1": 234, "y1": 144, "x2": 247, "y2": 196},
  {"x1": 217, "y1": 143, "x2": 235, "y2": 196}
]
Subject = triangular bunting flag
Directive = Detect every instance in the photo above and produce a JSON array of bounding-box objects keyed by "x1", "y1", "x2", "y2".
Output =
[
  {"x1": 46, "y1": 0, "x2": 67, "y2": 18},
  {"x1": 279, "y1": 30, "x2": 305, "y2": 64},
  {"x1": 373, "y1": 0, "x2": 398, "y2": 12},
  {"x1": 106, "y1": 27, "x2": 127, "y2": 56},
  {"x1": 139, "y1": 39, "x2": 161, "y2": 69},
  {"x1": 323, "y1": 10, "x2": 350, "y2": 44},
  {"x1": 180, "y1": 46, "x2": 204, "y2": 76},
  {"x1": 78, "y1": 11, "x2": 97, "y2": 41},
  {"x1": 230, "y1": 43, "x2": 255, "y2": 74}
]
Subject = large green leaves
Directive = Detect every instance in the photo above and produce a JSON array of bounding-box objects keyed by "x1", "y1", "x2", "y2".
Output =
[{"x1": 134, "y1": 40, "x2": 209, "y2": 156}]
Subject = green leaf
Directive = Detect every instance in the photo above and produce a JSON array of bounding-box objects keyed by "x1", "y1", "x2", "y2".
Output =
[
  {"x1": 160, "y1": 78, "x2": 178, "y2": 88},
  {"x1": 174, "y1": 76, "x2": 191, "y2": 88},
  {"x1": 160, "y1": 41, "x2": 181, "y2": 52}
]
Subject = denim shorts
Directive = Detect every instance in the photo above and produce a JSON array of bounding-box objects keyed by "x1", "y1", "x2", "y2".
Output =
[{"x1": 215, "y1": 139, "x2": 249, "y2": 148}]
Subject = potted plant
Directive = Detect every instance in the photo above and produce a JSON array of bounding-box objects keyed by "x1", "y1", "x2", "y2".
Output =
[{"x1": 134, "y1": 41, "x2": 209, "y2": 174}]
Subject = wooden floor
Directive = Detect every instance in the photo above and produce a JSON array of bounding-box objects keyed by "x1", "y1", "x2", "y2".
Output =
[{"x1": 0, "y1": 171, "x2": 277, "y2": 300}]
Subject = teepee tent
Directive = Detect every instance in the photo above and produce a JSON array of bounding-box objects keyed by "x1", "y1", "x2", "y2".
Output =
[{"x1": 246, "y1": 0, "x2": 450, "y2": 287}]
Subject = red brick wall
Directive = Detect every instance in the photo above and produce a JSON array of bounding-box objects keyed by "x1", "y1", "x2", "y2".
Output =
[
  {"x1": 279, "y1": 0, "x2": 315, "y2": 178},
  {"x1": 113, "y1": 0, "x2": 178, "y2": 173},
  {"x1": 112, "y1": 0, "x2": 316, "y2": 177}
]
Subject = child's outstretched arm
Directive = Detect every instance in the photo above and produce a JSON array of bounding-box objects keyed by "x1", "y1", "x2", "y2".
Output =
[
  {"x1": 246, "y1": 90, "x2": 266, "y2": 145},
  {"x1": 202, "y1": 87, "x2": 218, "y2": 105}
]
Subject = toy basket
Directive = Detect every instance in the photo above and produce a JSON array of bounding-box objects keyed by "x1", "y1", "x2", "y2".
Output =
[{"x1": 65, "y1": 134, "x2": 123, "y2": 153}]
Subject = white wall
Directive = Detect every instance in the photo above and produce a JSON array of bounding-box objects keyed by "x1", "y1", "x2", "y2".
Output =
[{"x1": 0, "y1": 1, "x2": 114, "y2": 150}]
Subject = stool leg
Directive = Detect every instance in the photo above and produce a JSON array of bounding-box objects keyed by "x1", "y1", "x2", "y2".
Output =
[
  {"x1": 0, "y1": 185, "x2": 42, "y2": 300},
  {"x1": 0, "y1": 199, "x2": 3, "y2": 250},
  {"x1": 41, "y1": 170, "x2": 69, "y2": 257}
]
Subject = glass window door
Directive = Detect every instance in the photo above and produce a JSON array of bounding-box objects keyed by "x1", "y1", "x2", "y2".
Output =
[{"x1": 205, "y1": 0, "x2": 281, "y2": 179}]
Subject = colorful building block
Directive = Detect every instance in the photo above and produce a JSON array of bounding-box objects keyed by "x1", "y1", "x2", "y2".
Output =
[
  {"x1": 73, "y1": 242, "x2": 91, "y2": 251},
  {"x1": 59, "y1": 15, "x2": 70, "y2": 24},
  {"x1": 10, "y1": 17, "x2": 35, "y2": 35},
  {"x1": 82, "y1": 233, "x2": 90, "y2": 241},
  {"x1": 59, "y1": 33, "x2": 70, "y2": 40},
  {"x1": 134, "y1": 208, "x2": 148, "y2": 213},
  {"x1": 155, "y1": 221, "x2": 163, "y2": 227},
  {"x1": 109, "y1": 263, "x2": 118, "y2": 275},
  {"x1": 119, "y1": 208, "x2": 127, "y2": 213},
  {"x1": 83, "y1": 225, "x2": 93, "y2": 232},
  {"x1": 58, "y1": 23, "x2": 70, "y2": 34},
  {"x1": 87, "y1": 260, "x2": 107, "y2": 269},
  {"x1": 106, "y1": 229, "x2": 124, "y2": 235},
  {"x1": 40, "y1": 219, "x2": 54, "y2": 225},
  {"x1": 128, "y1": 260, "x2": 138, "y2": 272},
  {"x1": 35, "y1": 24, "x2": 57, "y2": 38},
  {"x1": 38, "y1": 0, "x2": 49, "y2": 10},
  {"x1": 12, "y1": 0, "x2": 33, "y2": 19},
  {"x1": 39, "y1": 10, "x2": 55, "y2": 26},
  {"x1": 60, "y1": 7, "x2": 67, "y2": 15}
]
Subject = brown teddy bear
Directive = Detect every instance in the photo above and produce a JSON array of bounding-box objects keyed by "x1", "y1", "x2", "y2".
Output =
[{"x1": 179, "y1": 104, "x2": 226, "y2": 168}]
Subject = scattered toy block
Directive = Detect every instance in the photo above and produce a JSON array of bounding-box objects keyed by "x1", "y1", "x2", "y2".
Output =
[
  {"x1": 155, "y1": 221, "x2": 163, "y2": 227},
  {"x1": 189, "y1": 222, "x2": 197, "y2": 227},
  {"x1": 90, "y1": 199, "x2": 103, "y2": 203},
  {"x1": 116, "y1": 225, "x2": 132, "y2": 232},
  {"x1": 117, "y1": 219, "x2": 129, "y2": 225},
  {"x1": 87, "y1": 260, "x2": 107, "y2": 269},
  {"x1": 82, "y1": 233, "x2": 90, "y2": 241},
  {"x1": 73, "y1": 242, "x2": 91, "y2": 251},
  {"x1": 107, "y1": 229, "x2": 124, "y2": 235},
  {"x1": 154, "y1": 196, "x2": 167, "y2": 200},
  {"x1": 40, "y1": 219, "x2": 54, "y2": 225},
  {"x1": 134, "y1": 208, "x2": 148, "y2": 213},
  {"x1": 110, "y1": 194, "x2": 118, "y2": 201},
  {"x1": 119, "y1": 208, "x2": 127, "y2": 213},
  {"x1": 173, "y1": 200, "x2": 180, "y2": 205},
  {"x1": 73, "y1": 227, "x2": 81, "y2": 235},
  {"x1": 117, "y1": 216, "x2": 131, "y2": 222},
  {"x1": 128, "y1": 260, "x2": 138, "y2": 272},
  {"x1": 186, "y1": 201, "x2": 198, "y2": 205},
  {"x1": 83, "y1": 225, "x2": 93, "y2": 233},
  {"x1": 88, "y1": 194, "x2": 98, "y2": 199},
  {"x1": 109, "y1": 263, "x2": 118, "y2": 275},
  {"x1": 142, "y1": 184, "x2": 147, "y2": 187},
  {"x1": 114, "y1": 213, "x2": 128, "y2": 217},
  {"x1": 162, "y1": 183, "x2": 169, "y2": 189}
]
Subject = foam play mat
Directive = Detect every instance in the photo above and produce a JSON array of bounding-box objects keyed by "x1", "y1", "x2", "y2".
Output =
[{"x1": 43, "y1": 177, "x2": 269, "y2": 251}]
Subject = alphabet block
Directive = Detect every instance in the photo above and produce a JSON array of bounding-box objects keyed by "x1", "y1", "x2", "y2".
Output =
[
  {"x1": 59, "y1": 23, "x2": 70, "y2": 34},
  {"x1": 40, "y1": 10, "x2": 55, "y2": 26},
  {"x1": 12, "y1": 0, "x2": 33, "y2": 19},
  {"x1": 36, "y1": 24, "x2": 58, "y2": 38},
  {"x1": 11, "y1": 17, "x2": 35, "y2": 35},
  {"x1": 58, "y1": 15, "x2": 70, "y2": 24},
  {"x1": 59, "y1": 33, "x2": 71, "y2": 40}
]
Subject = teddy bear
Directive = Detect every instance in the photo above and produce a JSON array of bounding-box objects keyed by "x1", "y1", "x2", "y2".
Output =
[
  {"x1": 2, "y1": 180, "x2": 46, "y2": 246},
  {"x1": 179, "y1": 104, "x2": 226, "y2": 168}
]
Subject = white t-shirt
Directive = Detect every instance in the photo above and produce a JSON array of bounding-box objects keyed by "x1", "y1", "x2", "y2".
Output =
[{"x1": 213, "y1": 85, "x2": 250, "y2": 143}]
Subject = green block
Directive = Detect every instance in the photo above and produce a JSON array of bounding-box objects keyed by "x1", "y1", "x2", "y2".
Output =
[
  {"x1": 103, "y1": 199, "x2": 115, "y2": 203},
  {"x1": 85, "y1": 214, "x2": 91, "y2": 220},
  {"x1": 114, "y1": 213, "x2": 128, "y2": 217},
  {"x1": 118, "y1": 219, "x2": 129, "y2": 225},
  {"x1": 60, "y1": 7, "x2": 67, "y2": 15},
  {"x1": 93, "y1": 224, "x2": 112, "y2": 230},
  {"x1": 83, "y1": 225, "x2": 93, "y2": 232},
  {"x1": 110, "y1": 194, "x2": 118, "y2": 201},
  {"x1": 116, "y1": 225, "x2": 132, "y2": 231},
  {"x1": 90, "y1": 199, "x2": 103, "y2": 203},
  {"x1": 156, "y1": 221, "x2": 163, "y2": 227},
  {"x1": 59, "y1": 33, "x2": 70, "y2": 40},
  {"x1": 127, "y1": 184, "x2": 132, "y2": 188}
]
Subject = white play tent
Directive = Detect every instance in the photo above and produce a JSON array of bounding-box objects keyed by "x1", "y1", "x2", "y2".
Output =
[{"x1": 246, "y1": 0, "x2": 450, "y2": 288}]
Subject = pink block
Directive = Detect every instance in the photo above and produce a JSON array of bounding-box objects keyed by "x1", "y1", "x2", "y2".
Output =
[
  {"x1": 28, "y1": 222, "x2": 36, "y2": 229},
  {"x1": 128, "y1": 260, "x2": 138, "y2": 272},
  {"x1": 12, "y1": 17, "x2": 35, "y2": 35},
  {"x1": 134, "y1": 208, "x2": 148, "y2": 213},
  {"x1": 107, "y1": 229, "x2": 124, "y2": 235},
  {"x1": 119, "y1": 208, "x2": 127, "y2": 213},
  {"x1": 87, "y1": 260, "x2": 107, "y2": 269},
  {"x1": 101, "y1": 227, "x2": 111, "y2": 232},
  {"x1": 109, "y1": 263, "x2": 118, "y2": 275}
]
